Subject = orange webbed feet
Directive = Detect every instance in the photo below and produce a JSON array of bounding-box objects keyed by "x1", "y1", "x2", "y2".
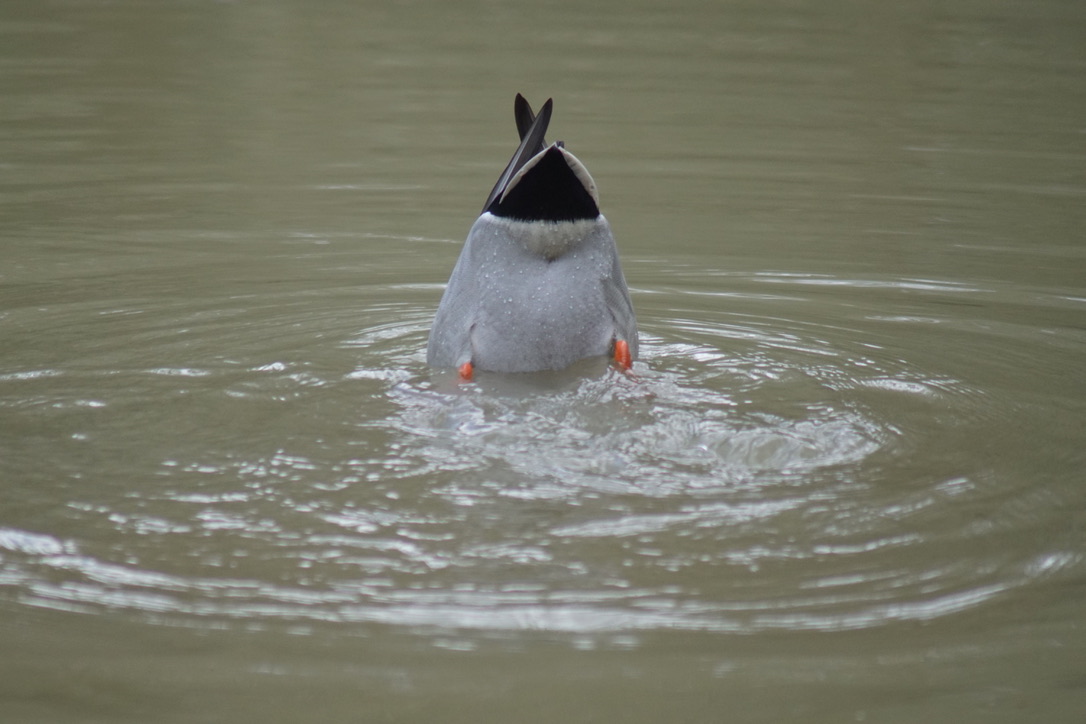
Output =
[
  {"x1": 458, "y1": 361, "x2": 474, "y2": 382},
  {"x1": 613, "y1": 339, "x2": 632, "y2": 371}
]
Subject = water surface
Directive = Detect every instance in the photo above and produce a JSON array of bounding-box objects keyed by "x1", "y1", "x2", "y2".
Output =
[{"x1": 2, "y1": 1, "x2": 1085, "y2": 722}]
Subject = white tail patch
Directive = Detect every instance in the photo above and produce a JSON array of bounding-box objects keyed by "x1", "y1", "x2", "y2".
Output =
[{"x1": 484, "y1": 214, "x2": 604, "y2": 261}]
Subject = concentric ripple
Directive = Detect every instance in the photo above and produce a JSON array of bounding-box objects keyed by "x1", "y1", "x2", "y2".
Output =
[{"x1": 2, "y1": 269, "x2": 1082, "y2": 641}]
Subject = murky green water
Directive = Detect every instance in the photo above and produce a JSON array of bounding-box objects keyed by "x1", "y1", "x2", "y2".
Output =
[{"x1": 3, "y1": 1, "x2": 1085, "y2": 721}]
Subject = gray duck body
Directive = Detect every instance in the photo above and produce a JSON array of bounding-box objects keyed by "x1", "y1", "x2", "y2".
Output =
[{"x1": 426, "y1": 95, "x2": 638, "y2": 374}]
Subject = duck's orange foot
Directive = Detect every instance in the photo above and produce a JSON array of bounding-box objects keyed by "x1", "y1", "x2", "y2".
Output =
[
  {"x1": 613, "y1": 339, "x2": 632, "y2": 370},
  {"x1": 458, "y1": 361, "x2": 474, "y2": 382}
]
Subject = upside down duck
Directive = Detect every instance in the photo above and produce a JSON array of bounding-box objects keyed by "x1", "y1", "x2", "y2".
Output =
[{"x1": 427, "y1": 94, "x2": 638, "y2": 380}]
